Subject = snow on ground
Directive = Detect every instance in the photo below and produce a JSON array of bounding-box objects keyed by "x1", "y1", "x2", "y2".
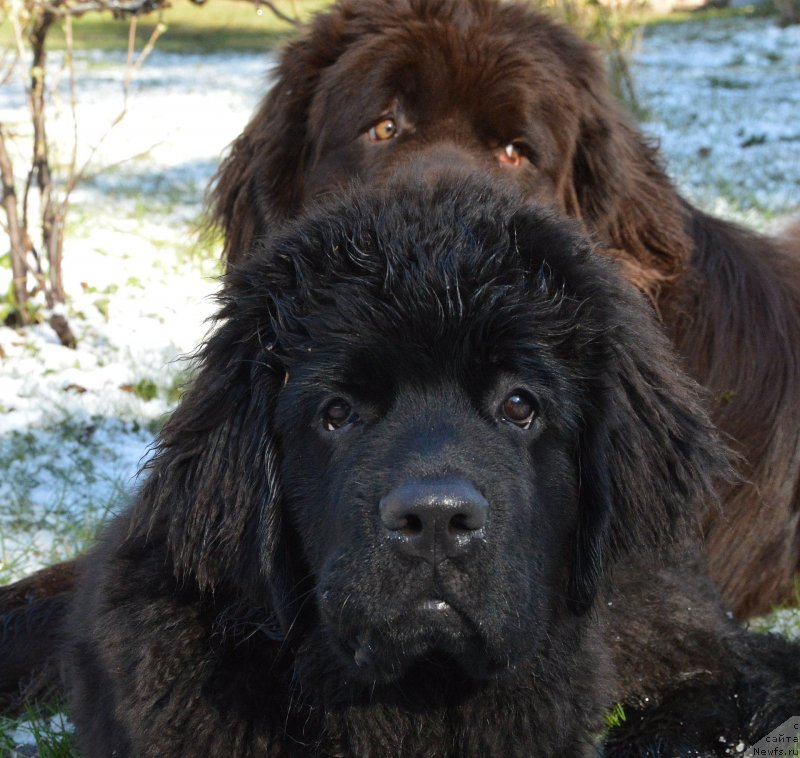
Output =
[
  {"x1": 0, "y1": 51, "x2": 268, "y2": 574},
  {"x1": 0, "y1": 17, "x2": 799, "y2": 609},
  {"x1": 634, "y1": 17, "x2": 800, "y2": 228}
]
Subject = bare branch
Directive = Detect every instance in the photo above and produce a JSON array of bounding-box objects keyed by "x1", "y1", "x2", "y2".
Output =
[
  {"x1": 0, "y1": 122, "x2": 32, "y2": 321},
  {"x1": 245, "y1": 0, "x2": 301, "y2": 26},
  {"x1": 63, "y1": 14, "x2": 79, "y2": 207},
  {"x1": 1, "y1": 0, "x2": 300, "y2": 348},
  {"x1": 11, "y1": 0, "x2": 302, "y2": 25},
  {"x1": 65, "y1": 18, "x2": 166, "y2": 197},
  {"x1": 0, "y1": 48, "x2": 21, "y2": 88}
]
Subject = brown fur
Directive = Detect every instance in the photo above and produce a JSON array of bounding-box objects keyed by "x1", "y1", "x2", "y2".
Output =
[
  {"x1": 208, "y1": 0, "x2": 800, "y2": 617},
  {"x1": 0, "y1": 560, "x2": 81, "y2": 710}
]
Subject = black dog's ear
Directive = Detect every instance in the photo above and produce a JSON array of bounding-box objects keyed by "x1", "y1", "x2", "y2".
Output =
[
  {"x1": 509, "y1": 209, "x2": 730, "y2": 614},
  {"x1": 569, "y1": 267, "x2": 731, "y2": 613},
  {"x1": 128, "y1": 263, "x2": 298, "y2": 626}
]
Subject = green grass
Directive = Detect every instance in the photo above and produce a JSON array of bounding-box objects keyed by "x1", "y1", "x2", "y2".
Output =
[
  {"x1": 752, "y1": 579, "x2": 800, "y2": 640},
  {"x1": 0, "y1": 705, "x2": 78, "y2": 758},
  {"x1": 604, "y1": 702, "x2": 627, "y2": 729},
  {"x1": 129, "y1": 377, "x2": 159, "y2": 401},
  {"x1": 0, "y1": 0, "x2": 332, "y2": 54},
  {"x1": 0, "y1": 417, "x2": 142, "y2": 581}
]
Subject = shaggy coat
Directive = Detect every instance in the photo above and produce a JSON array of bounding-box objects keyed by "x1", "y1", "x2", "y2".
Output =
[
  {"x1": 65, "y1": 177, "x2": 800, "y2": 757},
  {"x1": 208, "y1": 0, "x2": 800, "y2": 618},
  {"x1": 3, "y1": 0, "x2": 799, "y2": 715}
]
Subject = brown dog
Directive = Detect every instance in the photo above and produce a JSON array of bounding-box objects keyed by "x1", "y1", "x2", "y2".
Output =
[{"x1": 208, "y1": 0, "x2": 800, "y2": 618}]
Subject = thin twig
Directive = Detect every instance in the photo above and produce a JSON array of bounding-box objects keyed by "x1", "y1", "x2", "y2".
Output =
[
  {"x1": 61, "y1": 14, "x2": 79, "y2": 214},
  {"x1": 67, "y1": 18, "x2": 166, "y2": 194},
  {"x1": 0, "y1": 48, "x2": 21, "y2": 88},
  {"x1": 246, "y1": 0, "x2": 301, "y2": 26},
  {"x1": 0, "y1": 122, "x2": 31, "y2": 320}
]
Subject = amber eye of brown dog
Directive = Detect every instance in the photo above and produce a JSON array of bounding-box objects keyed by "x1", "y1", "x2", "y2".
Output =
[
  {"x1": 368, "y1": 117, "x2": 397, "y2": 142},
  {"x1": 499, "y1": 143, "x2": 527, "y2": 167},
  {"x1": 500, "y1": 390, "x2": 537, "y2": 429},
  {"x1": 323, "y1": 398, "x2": 357, "y2": 431}
]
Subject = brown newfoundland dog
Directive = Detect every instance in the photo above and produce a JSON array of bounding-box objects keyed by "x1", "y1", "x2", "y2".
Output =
[
  {"x1": 62, "y1": 175, "x2": 800, "y2": 756},
  {"x1": 208, "y1": 0, "x2": 800, "y2": 619}
]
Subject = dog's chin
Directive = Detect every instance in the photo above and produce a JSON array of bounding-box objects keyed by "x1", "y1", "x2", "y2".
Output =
[{"x1": 334, "y1": 601, "x2": 506, "y2": 685}]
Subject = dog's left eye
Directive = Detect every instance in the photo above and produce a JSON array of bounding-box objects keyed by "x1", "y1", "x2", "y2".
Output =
[
  {"x1": 368, "y1": 117, "x2": 398, "y2": 142},
  {"x1": 322, "y1": 399, "x2": 358, "y2": 431},
  {"x1": 499, "y1": 391, "x2": 537, "y2": 429},
  {"x1": 499, "y1": 142, "x2": 528, "y2": 167}
]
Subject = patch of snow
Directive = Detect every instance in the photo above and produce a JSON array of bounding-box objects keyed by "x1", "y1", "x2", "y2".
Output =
[
  {"x1": 0, "y1": 48, "x2": 269, "y2": 576},
  {"x1": 635, "y1": 18, "x2": 800, "y2": 229}
]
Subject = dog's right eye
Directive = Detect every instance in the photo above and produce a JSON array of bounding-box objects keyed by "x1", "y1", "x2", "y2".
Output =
[
  {"x1": 322, "y1": 399, "x2": 357, "y2": 431},
  {"x1": 368, "y1": 117, "x2": 398, "y2": 142},
  {"x1": 499, "y1": 390, "x2": 537, "y2": 430},
  {"x1": 498, "y1": 142, "x2": 530, "y2": 168}
]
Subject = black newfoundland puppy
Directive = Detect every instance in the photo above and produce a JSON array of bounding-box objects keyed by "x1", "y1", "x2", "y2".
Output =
[
  {"x1": 209, "y1": 0, "x2": 800, "y2": 620},
  {"x1": 66, "y1": 177, "x2": 799, "y2": 756}
]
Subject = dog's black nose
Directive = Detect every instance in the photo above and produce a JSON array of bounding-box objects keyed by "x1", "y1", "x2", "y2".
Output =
[{"x1": 379, "y1": 479, "x2": 489, "y2": 563}]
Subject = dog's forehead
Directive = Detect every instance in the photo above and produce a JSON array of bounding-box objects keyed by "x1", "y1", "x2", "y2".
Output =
[
  {"x1": 310, "y1": 15, "x2": 556, "y2": 148},
  {"x1": 279, "y1": 261, "x2": 574, "y2": 398},
  {"x1": 253, "y1": 177, "x2": 602, "y2": 399}
]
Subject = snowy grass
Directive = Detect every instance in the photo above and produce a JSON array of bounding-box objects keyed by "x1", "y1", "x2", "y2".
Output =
[
  {"x1": 633, "y1": 15, "x2": 800, "y2": 227},
  {"x1": 0, "y1": 49, "x2": 260, "y2": 582},
  {"x1": 0, "y1": 11, "x2": 799, "y2": 756}
]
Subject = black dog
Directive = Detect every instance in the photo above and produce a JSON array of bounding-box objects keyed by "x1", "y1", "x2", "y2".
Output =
[
  {"x1": 65, "y1": 177, "x2": 799, "y2": 756},
  {"x1": 210, "y1": 0, "x2": 800, "y2": 619}
]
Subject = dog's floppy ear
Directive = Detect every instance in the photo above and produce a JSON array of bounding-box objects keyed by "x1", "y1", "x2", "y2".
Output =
[
  {"x1": 207, "y1": 7, "x2": 362, "y2": 265},
  {"x1": 207, "y1": 49, "x2": 317, "y2": 265},
  {"x1": 570, "y1": 263, "x2": 730, "y2": 613},
  {"x1": 510, "y1": 210, "x2": 730, "y2": 614},
  {"x1": 561, "y1": 72, "x2": 692, "y2": 297},
  {"x1": 128, "y1": 256, "x2": 300, "y2": 625}
]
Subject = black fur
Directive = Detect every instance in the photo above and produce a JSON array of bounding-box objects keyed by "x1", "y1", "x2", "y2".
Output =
[{"x1": 65, "y1": 176, "x2": 800, "y2": 756}]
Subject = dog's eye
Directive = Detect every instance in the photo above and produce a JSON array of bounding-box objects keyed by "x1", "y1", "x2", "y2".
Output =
[
  {"x1": 500, "y1": 391, "x2": 537, "y2": 429},
  {"x1": 499, "y1": 142, "x2": 527, "y2": 167},
  {"x1": 368, "y1": 117, "x2": 398, "y2": 142},
  {"x1": 322, "y1": 399, "x2": 357, "y2": 431}
]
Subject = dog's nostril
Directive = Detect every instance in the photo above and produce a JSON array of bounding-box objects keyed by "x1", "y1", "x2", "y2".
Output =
[
  {"x1": 449, "y1": 511, "x2": 475, "y2": 533},
  {"x1": 404, "y1": 514, "x2": 424, "y2": 535}
]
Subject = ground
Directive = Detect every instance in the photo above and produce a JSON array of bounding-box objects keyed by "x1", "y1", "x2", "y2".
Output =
[{"x1": 0, "y1": 11, "x2": 798, "y2": 755}]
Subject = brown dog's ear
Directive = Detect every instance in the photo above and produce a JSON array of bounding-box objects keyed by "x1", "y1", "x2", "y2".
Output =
[
  {"x1": 207, "y1": 52, "x2": 314, "y2": 265},
  {"x1": 207, "y1": 4, "x2": 376, "y2": 266},
  {"x1": 563, "y1": 80, "x2": 692, "y2": 298},
  {"x1": 566, "y1": 263, "x2": 731, "y2": 613}
]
